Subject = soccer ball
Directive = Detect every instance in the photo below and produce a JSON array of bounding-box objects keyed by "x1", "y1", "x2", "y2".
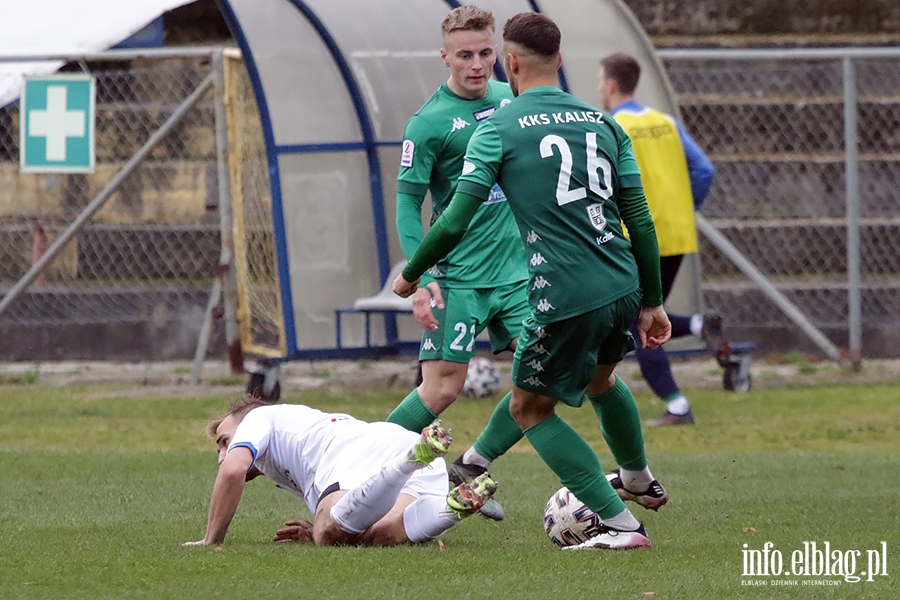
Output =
[
  {"x1": 461, "y1": 356, "x2": 501, "y2": 399},
  {"x1": 543, "y1": 487, "x2": 601, "y2": 547}
]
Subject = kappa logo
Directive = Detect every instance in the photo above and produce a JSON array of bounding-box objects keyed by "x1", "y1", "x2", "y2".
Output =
[
  {"x1": 523, "y1": 376, "x2": 546, "y2": 387},
  {"x1": 533, "y1": 326, "x2": 550, "y2": 339},
  {"x1": 400, "y1": 139, "x2": 415, "y2": 168},
  {"x1": 526, "y1": 359, "x2": 544, "y2": 372},
  {"x1": 427, "y1": 266, "x2": 443, "y2": 277},
  {"x1": 531, "y1": 343, "x2": 549, "y2": 355},
  {"x1": 536, "y1": 299, "x2": 555, "y2": 313},
  {"x1": 530, "y1": 253, "x2": 548, "y2": 267},
  {"x1": 532, "y1": 276, "x2": 551, "y2": 290},
  {"x1": 451, "y1": 117, "x2": 470, "y2": 132},
  {"x1": 526, "y1": 230, "x2": 542, "y2": 244},
  {"x1": 422, "y1": 339, "x2": 437, "y2": 351}
]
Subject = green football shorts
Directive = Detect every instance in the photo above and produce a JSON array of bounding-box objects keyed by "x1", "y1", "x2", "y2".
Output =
[
  {"x1": 512, "y1": 289, "x2": 641, "y2": 407},
  {"x1": 419, "y1": 281, "x2": 529, "y2": 363}
]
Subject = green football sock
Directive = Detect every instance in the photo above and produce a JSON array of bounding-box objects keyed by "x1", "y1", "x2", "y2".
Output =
[
  {"x1": 586, "y1": 375, "x2": 647, "y2": 471},
  {"x1": 473, "y1": 392, "x2": 524, "y2": 462},
  {"x1": 523, "y1": 414, "x2": 625, "y2": 519},
  {"x1": 385, "y1": 389, "x2": 438, "y2": 432}
]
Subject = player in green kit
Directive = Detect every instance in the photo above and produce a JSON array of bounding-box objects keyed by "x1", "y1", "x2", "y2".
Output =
[
  {"x1": 394, "y1": 12, "x2": 671, "y2": 550},
  {"x1": 386, "y1": 6, "x2": 530, "y2": 521}
]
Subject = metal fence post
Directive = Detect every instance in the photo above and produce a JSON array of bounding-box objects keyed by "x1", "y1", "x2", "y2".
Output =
[
  {"x1": 843, "y1": 56, "x2": 862, "y2": 368},
  {"x1": 191, "y1": 49, "x2": 243, "y2": 384}
]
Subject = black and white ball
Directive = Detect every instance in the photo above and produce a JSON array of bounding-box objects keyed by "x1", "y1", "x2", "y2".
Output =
[
  {"x1": 543, "y1": 487, "x2": 602, "y2": 547},
  {"x1": 461, "y1": 356, "x2": 501, "y2": 399}
]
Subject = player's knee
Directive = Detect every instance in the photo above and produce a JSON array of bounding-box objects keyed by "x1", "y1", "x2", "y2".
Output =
[
  {"x1": 419, "y1": 365, "x2": 466, "y2": 412},
  {"x1": 509, "y1": 392, "x2": 555, "y2": 429},
  {"x1": 364, "y1": 520, "x2": 410, "y2": 547},
  {"x1": 314, "y1": 520, "x2": 361, "y2": 547}
]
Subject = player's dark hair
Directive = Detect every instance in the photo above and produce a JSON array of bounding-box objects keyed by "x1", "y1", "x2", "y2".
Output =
[
  {"x1": 502, "y1": 12, "x2": 560, "y2": 58},
  {"x1": 600, "y1": 52, "x2": 641, "y2": 95},
  {"x1": 206, "y1": 395, "x2": 268, "y2": 437}
]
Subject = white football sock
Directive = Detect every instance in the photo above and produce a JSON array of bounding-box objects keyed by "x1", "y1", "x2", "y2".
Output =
[
  {"x1": 601, "y1": 508, "x2": 641, "y2": 531},
  {"x1": 403, "y1": 495, "x2": 461, "y2": 542},
  {"x1": 330, "y1": 447, "x2": 419, "y2": 534},
  {"x1": 690, "y1": 313, "x2": 704, "y2": 337},
  {"x1": 619, "y1": 466, "x2": 654, "y2": 493},
  {"x1": 462, "y1": 446, "x2": 491, "y2": 469},
  {"x1": 665, "y1": 394, "x2": 691, "y2": 416}
]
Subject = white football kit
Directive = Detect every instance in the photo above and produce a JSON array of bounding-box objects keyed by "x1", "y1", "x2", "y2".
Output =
[{"x1": 228, "y1": 405, "x2": 449, "y2": 514}]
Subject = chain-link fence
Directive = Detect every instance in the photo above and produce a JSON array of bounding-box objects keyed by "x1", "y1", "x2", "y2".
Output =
[
  {"x1": 223, "y1": 51, "x2": 284, "y2": 358},
  {"x1": 659, "y1": 48, "x2": 900, "y2": 359},
  {"x1": 0, "y1": 48, "x2": 233, "y2": 360}
]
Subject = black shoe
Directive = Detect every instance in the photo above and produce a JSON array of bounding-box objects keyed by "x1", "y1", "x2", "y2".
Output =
[
  {"x1": 606, "y1": 469, "x2": 669, "y2": 511},
  {"x1": 701, "y1": 312, "x2": 731, "y2": 368},
  {"x1": 448, "y1": 455, "x2": 487, "y2": 486},
  {"x1": 448, "y1": 455, "x2": 505, "y2": 521},
  {"x1": 645, "y1": 409, "x2": 695, "y2": 427}
]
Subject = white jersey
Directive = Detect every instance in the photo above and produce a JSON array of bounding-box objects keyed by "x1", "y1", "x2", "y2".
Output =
[{"x1": 228, "y1": 405, "x2": 446, "y2": 513}]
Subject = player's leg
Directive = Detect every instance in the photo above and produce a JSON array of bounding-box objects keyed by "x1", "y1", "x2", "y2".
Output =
[
  {"x1": 445, "y1": 284, "x2": 529, "y2": 520},
  {"x1": 634, "y1": 255, "x2": 694, "y2": 426},
  {"x1": 449, "y1": 283, "x2": 528, "y2": 479},
  {"x1": 369, "y1": 470, "x2": 498, "y2": 545},
  {"x1": 586, "y1": 368, "x2": 669, "y2": 511},
  {"x1": 583, "y1": 290, "x2": 668, "y2": 510},
  {"x1": 512, "y1": 312, "x2": 649, "y2": 550},
  {"x1": 318, "y1": 423, "x2": 452, "y2": 546},
  {"x1": 386, "y1": 288, "x2": 479, "y2": 431}
]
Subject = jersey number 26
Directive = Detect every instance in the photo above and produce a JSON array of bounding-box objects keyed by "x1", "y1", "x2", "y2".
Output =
[{"x1": 540, "y1": 133, "x2": 613, "y2": 206}]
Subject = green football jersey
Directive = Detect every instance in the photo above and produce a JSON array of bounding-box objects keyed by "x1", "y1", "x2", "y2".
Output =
[
  {"x1": 398, "y1": 80, "x2": 527, "y2": 288},
  {"x1": 456, "y1": 86, "x2": 643, "y2": 323}
]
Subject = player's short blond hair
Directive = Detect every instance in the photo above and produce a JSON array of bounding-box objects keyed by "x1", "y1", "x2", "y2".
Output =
[
  {"x1": 206, "y1": 395, "x2": 268, "y2": 437},
  {"x1": 441, "y1": 5, "x2": 495, "y2": 37}
]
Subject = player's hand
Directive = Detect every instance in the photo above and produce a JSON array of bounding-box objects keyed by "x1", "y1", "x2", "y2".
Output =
[
  {"x1": 273, "y1": 519, "x2": 314, "y2": 543},
  {"x1": 182, "y1": 539, "x2": 211, "y2": 546},
  {"x1": 412, "y1": 282, "x2": 444, "y2": 331},
  {"x1": 392, "y1": 273, "x2": 420, "y2": 298},
  {"x1": 638, "y1": 305, "x2": 671, "y2": 350}
]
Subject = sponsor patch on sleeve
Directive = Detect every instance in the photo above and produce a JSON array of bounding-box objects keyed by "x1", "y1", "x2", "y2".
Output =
[
  {"x1": 400, "y1": 140, "x2": 415, "y2": 168},
  {"x1": 461, "y1": 160, "x2": 476, "y2": 175},
  {"x1": 473, "y1": 106, "x2": 495, "y2": 121}
]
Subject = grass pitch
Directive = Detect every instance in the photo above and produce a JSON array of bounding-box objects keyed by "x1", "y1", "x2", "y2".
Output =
[{"x1": 0, "y1": 377, "x2": 897, "y2": 599}]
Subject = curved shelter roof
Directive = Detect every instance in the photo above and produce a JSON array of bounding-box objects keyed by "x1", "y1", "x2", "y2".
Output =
[{"x1": 218, "y1": 0, "x2": 684, "y2": 357}]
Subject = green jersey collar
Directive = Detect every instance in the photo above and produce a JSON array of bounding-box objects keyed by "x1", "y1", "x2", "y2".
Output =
[{"x1": 518, "y1": 85, "x2": 562, "y2": 97}]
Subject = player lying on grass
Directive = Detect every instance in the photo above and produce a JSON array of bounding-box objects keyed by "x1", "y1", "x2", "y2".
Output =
[{"x1": 184, "y1": 397, "x2": 497, "y2": 547}]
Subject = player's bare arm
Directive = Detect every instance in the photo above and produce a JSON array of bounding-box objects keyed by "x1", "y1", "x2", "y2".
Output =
[{"x1": 183, "y1": 445, "x2": 253, "y2": 546}]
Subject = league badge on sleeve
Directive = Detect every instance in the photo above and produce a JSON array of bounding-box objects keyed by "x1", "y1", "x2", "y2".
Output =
[{"x1": 401, "y1": 140, "x2": 415, "y2": 168}]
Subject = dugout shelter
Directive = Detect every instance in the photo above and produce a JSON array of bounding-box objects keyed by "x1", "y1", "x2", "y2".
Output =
[{"x1": 216, "y1": 0, "x2": 701, "y2": 364}]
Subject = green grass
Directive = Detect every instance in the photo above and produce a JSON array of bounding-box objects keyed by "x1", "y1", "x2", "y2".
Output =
[
  {"x1": 0, "y1": 381, "x2": 898, "y2": 599},
  {"x1": 0, "y1": 365, "x2": 40, "y2": 385}
]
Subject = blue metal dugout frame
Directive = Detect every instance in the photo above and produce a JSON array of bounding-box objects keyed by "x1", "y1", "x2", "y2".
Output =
[
  {"x1": 216, "y1": 0, "x2": 575, "y2": 362},
  {"x1": 217, "y1": 0, "x2": 400, "y2": 360}
]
